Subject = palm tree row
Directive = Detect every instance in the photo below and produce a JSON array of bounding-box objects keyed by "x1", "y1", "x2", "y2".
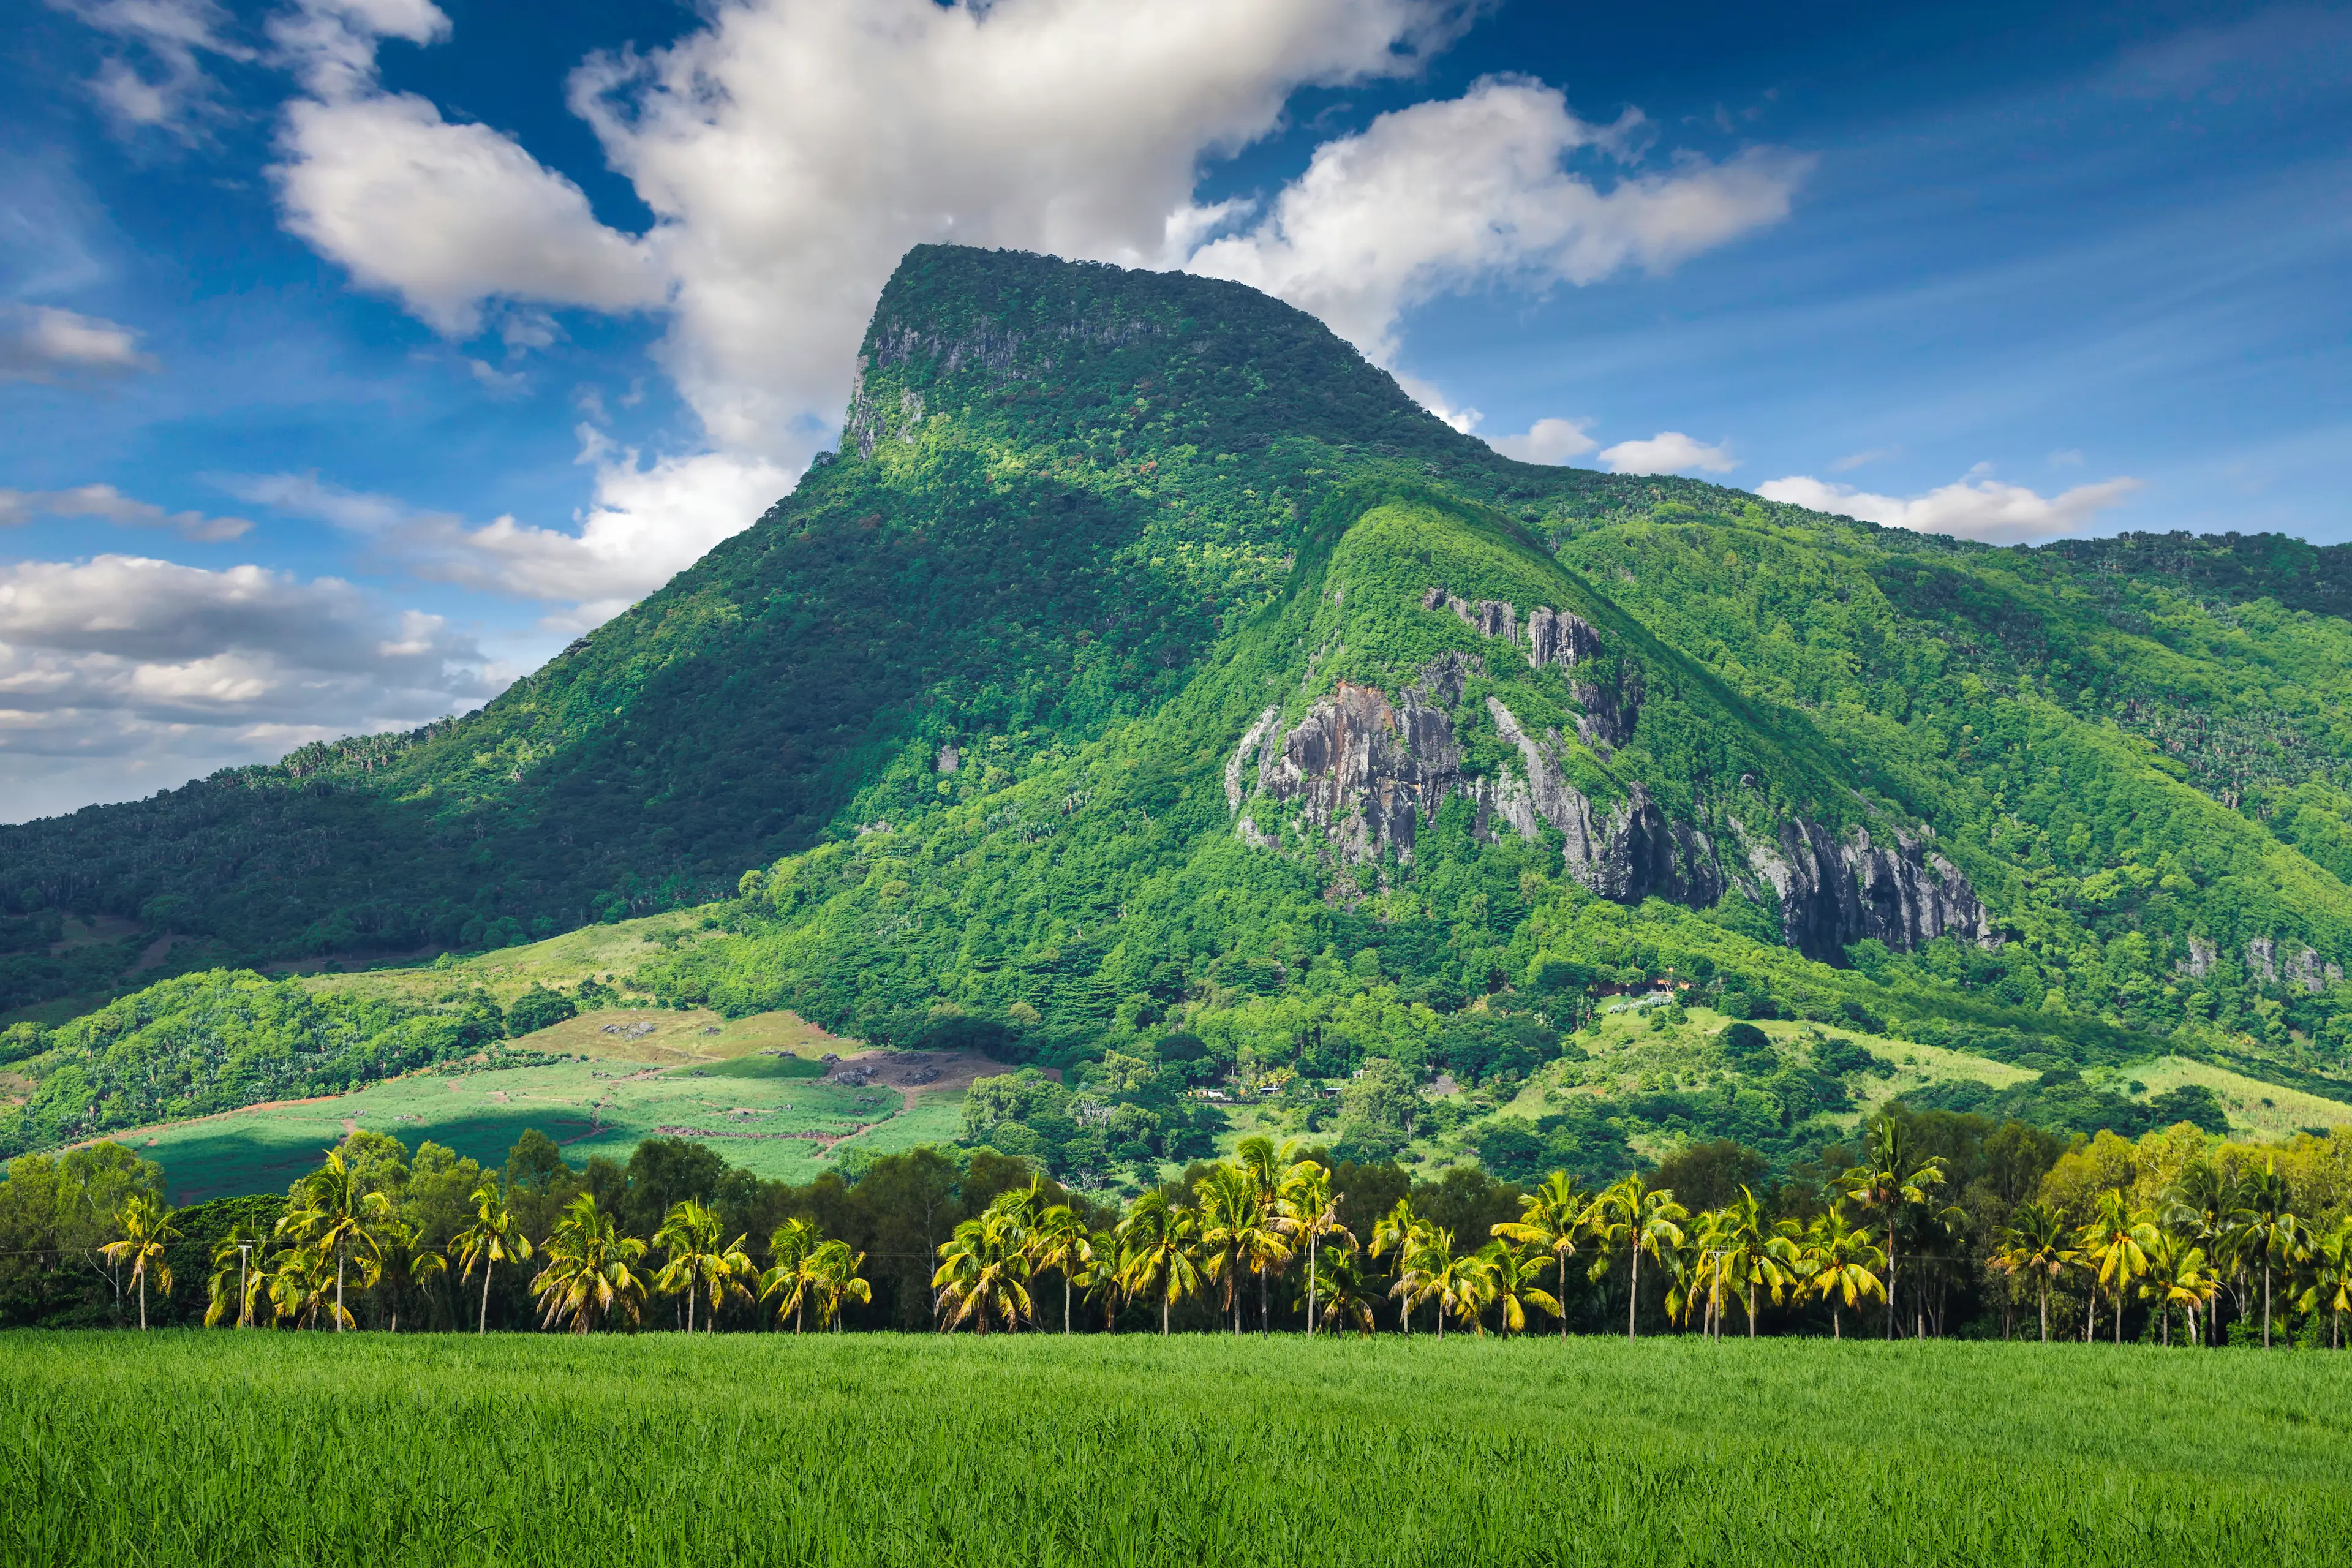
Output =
[
  {"x1": 1992, "y1": 1157, "x2": 2352, "y2": 1348},
  {"x1": 110, "y1": 1122, "x2": 2352, "y2": 1344}
]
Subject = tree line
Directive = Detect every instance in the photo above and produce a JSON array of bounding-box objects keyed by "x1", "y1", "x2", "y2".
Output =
[{"x1": 7, "y1": 1109, "x2": 2348, "y2": 1346}]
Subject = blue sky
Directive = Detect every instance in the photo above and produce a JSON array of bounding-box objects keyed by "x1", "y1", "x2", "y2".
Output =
[{"x1": 2, "y1": 0, "x2": 2347, "y2": 821}]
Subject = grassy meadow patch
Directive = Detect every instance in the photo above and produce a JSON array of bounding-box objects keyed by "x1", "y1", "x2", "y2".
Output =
[{"x1": 4, "y1": 1333, "x2": 2345, "y2": 1567}]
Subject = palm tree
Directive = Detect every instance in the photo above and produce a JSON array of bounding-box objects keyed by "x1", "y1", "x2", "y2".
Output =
[
  {"x1": 1275, "y1": 1159, "x2": 1353, "y2": 1335},
  {"x1": 803, "y1": 1239, "x2": 870, "y2": 1331},
  {"x1": 2237, "y1": 1160, "x2": 2307, "y2": 1348},
  {"x1": 1369, "y1": 1198, "x2": 1430, "y2": 1335},
  {"x1": 1392, "y1": 1225, "x2": 1468, "y2": 1339},
  {"x1": 1234, "y1": 1137, "x2": 1292, "y2": 1332},
  {"x1": 1478, "y1": 1242, "x2": 1561, "y2": 1336},
  {"x1": 1588, "y1": 1175, "x2": 1686, "y2": 1341},
  {"x1": 1313, "y1": 1249, "x2": 1381, "y2": 1336},
  {"x1": 205, "y1": 1224, "x2": 267, "y2": 1329},
  {"x1": 371, "y1": 1218, "x2": 447, "y2": 1333},
  {"x1": 1491, "y1": 1172, "x2": 1589, "y2": 1341},
  {"x1": 1989, "y1": 1200, "x2": 2077, "y2": 1344},
  {"x1": 1717, "y1": 1186, "x2": 1803, "y2": 1338},
  {"x1": 99, "y1": 1192, "x2": 181, "y2": 1331},
  {"x1": 932, "y1": 1210, "x2": 1033, "y2": 1334},
  {"x1": 452, "y1": 1183, "x2": 533, "y2": 1335},
  {"x1": 2296, "y1": 1218, "x2": 2352, "y2": 1350},
  {"x1": 2076, "y1": 1189, "x2": 2158, "y2": 1345},
  {"x1": 270, "y1": 1245, "x2": 344, "y2": 1330},
  {"x1": 2163, "y1": 1160, "x2": 2245, "y2": 1348},
  {"x1": 2140, "y1": 1231, "x2": 2216, "y2": 1348},
  {"x1": 1800, "y1": 1205, "x2": 1886, "y2": 1340},
  {"x1": 1114, "y1": 1190, "x2": 1202, "y2": 1335},
  {"x1": 761, "y1": 1218, "x2": 820, "y2": 1332},
  {"x1": 1028, "y1": 1204, "x2": 1096, "y2": 1335},
  {"x1": 654, "y1": 1200, "x2": 753, "y2": 1333},
  {"x1": 1195, "y1": 1163, "x2": 1285, "y2": 1336},
  {"x1": 530, "y1": 1194, "x2": 649, "y2": 1334},
  {"x1": 1841, "y1": 1116, "x2": 1945, "y2": 1340},
  {"x1": 277, "y1": 1148, "x2": 391, "y2": 1333}
]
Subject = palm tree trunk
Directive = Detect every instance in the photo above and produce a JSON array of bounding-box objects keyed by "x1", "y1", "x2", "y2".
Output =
[
  {"x1": 2086, "y1": 1291, "x2": 2095, "y2": 1343},
  {"x1": 1887, "y1": 1236, "x2": 1899, "y2": 1341},
  {"x1": 1308, "y1": 1237, "x2": 1318, "y2": 1337},
  {"x1": 335, "y1": 1243, "x2": 345, "y2": 1333},
  {"x1": 2038, "y1": 1281, "x2": 2048, "y2": 1344},
  {"x1": 2263, "y1": 1262, "x2": 2273, "y2": 1348},
  {"x1": 1627, "y1": 1246, "x2": 1640, "y2": 1341},
  {"x1": 480, "y1": 1262, "x2": 493, "y2": 1333},
  {"x1": 138, "y1": 1272, "x2": 147, "y2": 1332},
  {"x1": 1260, "y1": 1270, "x2": 1268, "y2": 1337},
  {"x1": 1064, "y1": 1276, "x2": 1071, "y2": 1335},
  {"x1": 1832, "y1": 1303, "x2": 1841, "y2": 1340},
  {"x1": 1747, "y1": 1283, "x2": 1757, "y2": 1338},
  {"x1": 1162, "y1": 1286, "x2": 1170, "y2": 1336}
]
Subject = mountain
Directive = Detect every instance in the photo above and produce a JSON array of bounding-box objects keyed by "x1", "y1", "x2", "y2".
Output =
[{"x1": 6, "y1": 244, "x2": 2352, "y2": 1171}]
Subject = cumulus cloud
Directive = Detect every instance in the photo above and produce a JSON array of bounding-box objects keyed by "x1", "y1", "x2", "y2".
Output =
[
  {"x1": 258, "y1": 1, "x2": 1800, "y2": 467},
  {"x1": 1755, "y1": 467, "x2": 2144, "y2": 544},
  {"x1": 0, "y1": 304, "x2": 156, "y2": 382},
  {"x1": 0, "y1": 483, "x2": 251, "y2": 542},
  {"x1": 223, "y1": 438, "x2": 791, "y2": 619},
  {"x1": 1597, "y1": 431, "x2": 1736, "y2": 475},
  {"x1": 48, "y1": 0, "x2": 255, "y2": 138},
  {"x1": 1487, "y1": 417, "x2": 1598, "y2": 465},
  {"x1": 0, "y1": 552, "x2": 498, "y2": 820},
  {"x1": 267, "y1": 0, "x2": 666, "y2": 336},
  {"x1": 571, "y1": 0, "x2": 1471, "y2": 458},
  {"x1": 1188, "y1": 78, "x2": 1809, "y2": 368}
]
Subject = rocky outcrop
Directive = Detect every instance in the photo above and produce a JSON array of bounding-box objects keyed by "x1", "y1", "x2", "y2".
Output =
[
  {"x1": 2242, "y1": 937, "x2": 2342, "y2": 992},
  {"x1": 1739, "y1": 821, "x2": 1992, "y2": 963},
  {"x1": 1423, "y1": 585, "x2": 1638, "y2": 749},
  {"x1": 1528, "y1": 606, "x2": 1602, "y2": 670},
  {"x1": 1233, "y1": 655, "x2": 1519, "y2": 863},
  {"x1": 1484, "y1": 698, "x2": 1724, "y2": 905},
  {"x1": 1231, "y1": 663, "x2": 1987, "y2": 961}
]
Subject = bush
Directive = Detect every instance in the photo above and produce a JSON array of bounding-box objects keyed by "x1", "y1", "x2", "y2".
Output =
[{"x1": 505, "y1": 986, "x2": 577, "y2": 1038}]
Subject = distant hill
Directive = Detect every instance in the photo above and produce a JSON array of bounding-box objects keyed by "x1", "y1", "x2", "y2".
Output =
[{"x1": 6, "y1": 244, "x2": 2352, "y2": 1172}]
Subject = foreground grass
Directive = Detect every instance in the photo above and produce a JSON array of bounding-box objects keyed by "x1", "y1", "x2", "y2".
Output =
[{"x1": 6, "y1": 1333, "x2": 2346, "y2": 1566}]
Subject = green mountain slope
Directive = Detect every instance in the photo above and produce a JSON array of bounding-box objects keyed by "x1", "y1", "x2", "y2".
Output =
[{"x1": 7, "y1": 244, "x2": 2352, "y2": 1175}]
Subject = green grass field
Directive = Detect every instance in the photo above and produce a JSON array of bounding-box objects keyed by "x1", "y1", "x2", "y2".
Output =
[
  {"x1": 4, "y1": 1335, "x2": 2343, "y2": 1566},
  {"x1": 114, "y1": 1008, "x2": 970, "y2": 1200}
]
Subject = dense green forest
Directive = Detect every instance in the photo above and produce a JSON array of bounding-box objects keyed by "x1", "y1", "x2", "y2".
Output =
[{"x1": 8, "y1": 244, "x2": 2352, "y2": 1187}]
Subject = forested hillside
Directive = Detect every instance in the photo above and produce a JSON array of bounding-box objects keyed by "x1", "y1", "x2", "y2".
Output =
[{"x1": 7, "y1": 244, "x2": 2352, "y2": 1180}]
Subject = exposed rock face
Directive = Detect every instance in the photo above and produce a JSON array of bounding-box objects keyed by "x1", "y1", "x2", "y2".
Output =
[
  {"x1": 1739, "y1": 821, "x2": 1992, "y2": 963},
  {"x1": 1528, "y1": 606, "x2": 1602, "y2": 670},
  {"x1": 1236, "y1": 657, "x2": 1477, "y2": 862},
  {"x1": 1230, "y1": 650, "x2": 1989, "y2": 960},
  {"x1": 1484, "y1": 699, "x2": 1724, "y2": 905},
  {"x1": 2243, "y1": 938, "x2": 2342, "y2": 992}
]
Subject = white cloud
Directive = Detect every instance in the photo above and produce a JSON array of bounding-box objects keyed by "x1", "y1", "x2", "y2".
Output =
[
  {"x1": 0, "y1": 483, "x2": 251, "y2": 542},
  {"x1": 265, "y1": 0, "x2": 665, "y2": 336},
  {"x1": 1188, "y1": 77, "x2": 1810, "y2": 369},
  {"x1": 49, "y1": 0, "x2": 255, "y2": 138},
  {"x1": 222, "y1": 440, "x2": 791, "y2": 618},
  {"x1": 0, "y1": 553, "x2": 499, "y2": 820},
  {"x1": 1487, "y1": 417, "x2": 1597, "y2": 465},
  {"x1": 1598, "y1": 431, "x2": 1736, "y2": 475},
  {"x1": 0, "y1": 304, "x2": 156, "y2": 382},
  {"x1": 572, "y1": 0, "x2": 1469, "y2": 460},
  {"x1": 252, "y1": 1, "x2": 1811, "y2": 488},
  {"x1": 1755, "y1": 468, "x2": 2144, "y2": 544}
]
